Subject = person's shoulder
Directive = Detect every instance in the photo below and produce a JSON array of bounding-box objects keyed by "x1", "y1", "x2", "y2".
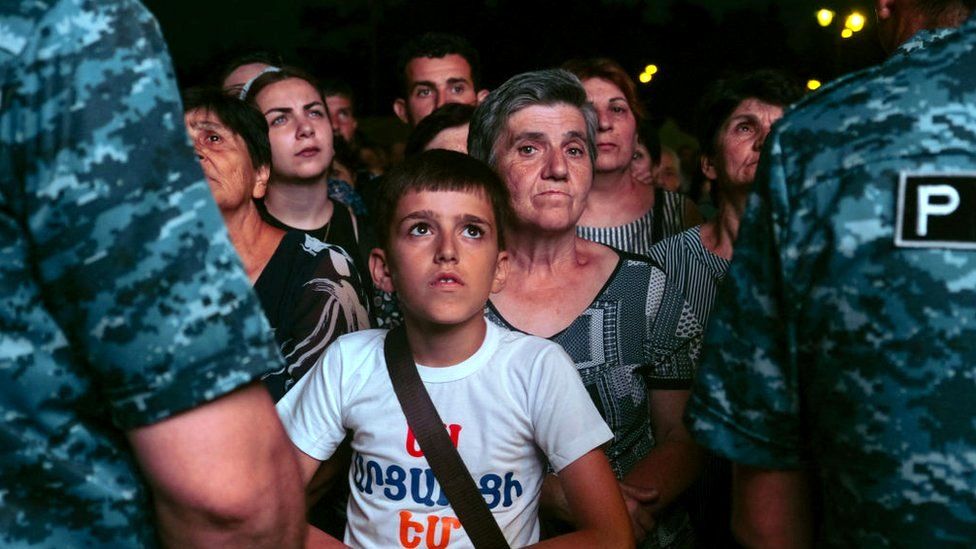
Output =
[
  {"x1": 779, "y1": 24, "x2": 972, "y2": 135},
  {"x1": 334, "y1": 328, "x2": 386, "y2": 352},
  {"x1": 648, "y1": 225, "x2": 699, "y2": 260}
]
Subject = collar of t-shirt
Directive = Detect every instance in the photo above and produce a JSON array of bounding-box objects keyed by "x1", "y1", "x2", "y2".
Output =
[{"x1": 413, "y1": 322, "x2": 500, "y2": 384}]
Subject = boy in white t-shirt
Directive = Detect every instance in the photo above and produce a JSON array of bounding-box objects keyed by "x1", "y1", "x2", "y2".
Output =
[{"x1": 277, "y1": 149, "x2": 633, "y2": 548}]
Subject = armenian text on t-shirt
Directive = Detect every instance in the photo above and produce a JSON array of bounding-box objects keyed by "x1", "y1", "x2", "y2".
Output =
[{"x1": 351, "y1": 422, "x2": 524, "y2": 548}]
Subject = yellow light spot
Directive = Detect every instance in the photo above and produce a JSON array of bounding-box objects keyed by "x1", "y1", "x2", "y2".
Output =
[
  {"x1": 816, "y1": 9, "x2": 835, "y2": 27},
  {"x1": 807, "y1": 79, "x2": 822, "y2": 91},
  {"x1": 639, "y1": 72, "x2": 652, "y2": 84},
  {"x1": 845, "y1": 12, "x2": 865, "y2": 32},
  {"x1": 841, "y1": 28, "x2": 854, "y2": 38},
  {"x1": 644, "y1": 64, "x2": 659, "y2": 75}
]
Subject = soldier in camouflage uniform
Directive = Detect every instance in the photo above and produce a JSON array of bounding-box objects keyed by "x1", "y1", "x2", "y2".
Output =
[
  {"x1": 685, "y1": 0, "x2": 976, "y2": 546},
  {"x1": 0, "y1": 0, "x2": 304, "y2": 546}
]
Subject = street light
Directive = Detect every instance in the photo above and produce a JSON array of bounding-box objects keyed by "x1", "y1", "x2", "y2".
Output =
[
  {"x1": 816, "y1": 9, "x2": 835, "y2": 27},
  {"x1": 841, "y1": 28, "x2": 854, "y2": 38},
  {"x1": 845, "y1": 12, "x2": 866, "y2": 32},
  {"x1": 639, "y1": 72, "x2": 652, "y2": 84},
  {"x1": 807, "y1": 79, "x2": 822, "y2": 91}
]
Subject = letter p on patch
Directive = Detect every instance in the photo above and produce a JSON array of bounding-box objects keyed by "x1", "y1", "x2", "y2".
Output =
[{"x1": 917, "y1": 184, "x2": 960, "y2": 236}]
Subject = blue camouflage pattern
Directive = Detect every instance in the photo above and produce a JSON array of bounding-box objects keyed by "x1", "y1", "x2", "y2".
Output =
[
  {"x1": 686, "y1": 17, "x2": 976, "y2": 546},
  {"x1": 0, "y1": 0, "x2": 285, "y2": 546}
]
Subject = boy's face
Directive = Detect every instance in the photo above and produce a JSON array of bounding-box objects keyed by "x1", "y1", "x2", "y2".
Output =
[{"x1": 370, "y1": 188, "x2": 508, "y2": 330}]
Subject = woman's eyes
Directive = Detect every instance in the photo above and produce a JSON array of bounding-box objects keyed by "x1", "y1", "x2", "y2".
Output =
[{"x1": 270, "y1": 115, "x2": 287, "y2": 126}]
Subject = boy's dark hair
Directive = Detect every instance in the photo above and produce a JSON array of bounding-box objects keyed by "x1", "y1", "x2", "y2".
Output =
[
  {"x1": 695, "y1": 69, "x2": 802, "y2": 158},
  {"x1": 182, "y1": 86, "x2": 272, "y2": 170},
  {"x1": 218, "y1": 51, "x2": 284, "y2": 87},
  {"x1": 396, "y1": 33, "x2": 482, "y2": 94},
  {"x1": 373, "y1": 149, "x2": 511, "y2": 251},
  {"x1": 404, "y1": 103, "x2": 476, "y2": 157}
]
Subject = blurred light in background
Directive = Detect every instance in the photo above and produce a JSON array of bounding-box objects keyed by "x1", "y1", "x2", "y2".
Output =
[
  {"x1": 845, "y1": 12, "x2": 866, "y2": 32},
  {"x1": 816, "y1": 9, "x2": 835, "y2": 27}
]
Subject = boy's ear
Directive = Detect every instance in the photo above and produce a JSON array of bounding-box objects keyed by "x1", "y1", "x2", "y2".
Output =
[
  {"x1": 490, "y1": 250, "x2": 510, "y2": 294},
  {"x1": 369, "y1": 247, "x2": 395, "y2": 294}
]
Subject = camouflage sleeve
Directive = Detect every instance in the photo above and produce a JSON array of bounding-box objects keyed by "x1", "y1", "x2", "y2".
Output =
[
  {"x1": 684, "y1": 130, "x2": 804, "y2": 469},
  {"x1": 2, "y1": 0, "x2": 283, "y2": 430}
]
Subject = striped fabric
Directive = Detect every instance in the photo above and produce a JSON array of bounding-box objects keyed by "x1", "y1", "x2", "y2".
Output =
[
  {"x1": 576, "y1": 190, "x2": 688, "y2": 256},
  {"x1": 647, "y1": 225, "x2": 731, "y2": 341}
]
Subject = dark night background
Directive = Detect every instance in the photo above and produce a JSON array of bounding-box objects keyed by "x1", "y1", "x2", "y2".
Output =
[{"x1": 145, "y1": 0, "x2": 885, "y2": 144}]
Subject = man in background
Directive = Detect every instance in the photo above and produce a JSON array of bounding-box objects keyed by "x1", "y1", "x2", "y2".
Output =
[{"x1": 392, "y1": 32, "x2": 488, "y2": 126}]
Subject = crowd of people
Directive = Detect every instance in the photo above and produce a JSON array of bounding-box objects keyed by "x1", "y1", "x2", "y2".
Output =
[{"x1": 3, "y1": 0, "x2": 976, "y2": 547}]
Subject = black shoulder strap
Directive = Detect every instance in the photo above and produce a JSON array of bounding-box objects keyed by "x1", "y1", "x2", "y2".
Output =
[
  {"x1": 651, "y1": 186, "x2": 666, "y2": 245},
  {"x1": 383, "y1": 326, "x2": 510, "y2": 549}
]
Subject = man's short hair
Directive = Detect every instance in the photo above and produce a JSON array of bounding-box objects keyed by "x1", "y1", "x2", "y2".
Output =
[
  {"x1": 404, "y1": 103, "x2": 476, "y2": 157},
  {"x1": 373, "y1": 149, "x2": 512, "y2": 251},
  {"x1": 321, "y1": 78, "x2": 355, "y2": 103},
  {"x1": 396, "y1": 33, "x2": 482, "y2": 94},
  {"x1": 182, "y1": 87, "x2": 271, "y2": 169},
  {"x1": 695, "y1": 69, "x2": 803, "y2": 158},
  {"x1": 562, "y1": 57, "x2": 648, "y2": 124},
  {"x1": 468, "y1": 69, "x2": 598, "y2": 170}
]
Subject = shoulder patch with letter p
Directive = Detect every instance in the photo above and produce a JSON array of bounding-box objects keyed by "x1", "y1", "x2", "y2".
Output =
[{"x1": 895, "y1": 172, "x2": 976, "y2": 249}]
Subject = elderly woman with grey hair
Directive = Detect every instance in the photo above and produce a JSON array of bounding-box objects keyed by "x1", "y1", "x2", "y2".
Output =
[{"x1": 472, "y1": 69, "x2": 703, "y2": 549}]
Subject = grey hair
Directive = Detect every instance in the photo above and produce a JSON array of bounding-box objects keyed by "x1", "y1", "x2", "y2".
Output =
[{"x1": 468, "y1": 69, "x2": 598, "y2": 169}]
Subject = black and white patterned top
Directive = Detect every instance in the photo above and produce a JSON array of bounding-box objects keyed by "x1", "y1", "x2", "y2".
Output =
[
  {"x1": 485, "y1": 249, "x2": 702, "y2": 548},
  {"x1": 576, "y1": 189, "x2": 689, "y2": 256},
  {"x1": 648, "y1": 225, "x2": 731, "y2": 336}
]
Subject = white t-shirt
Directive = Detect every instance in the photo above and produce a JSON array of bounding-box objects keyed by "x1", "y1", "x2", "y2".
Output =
[{"x1": 277, "y1": 321, "x2": 613, "y2": 549}]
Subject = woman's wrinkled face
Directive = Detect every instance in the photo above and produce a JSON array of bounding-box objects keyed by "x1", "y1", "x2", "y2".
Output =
[
  {"x1": 494, "y1": 104, "x2": 593, "y2": 233},
  {"x1": 703, "y1": 98, "x2": 783, "y2": 188},
  {"x1": 254, "y1": 78, "x2": 334, "y2": 184},
  {"x1": 583, "y1": 78, "x2": 637, "y2": 174}
]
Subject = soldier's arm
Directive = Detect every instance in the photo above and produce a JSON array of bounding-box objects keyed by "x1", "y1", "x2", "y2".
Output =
[
  {"x1": 731, "y1": 465, "x2": 812, "y2": 549},
  {"x1": 127, "y1": 382, "x2": 306, "y2": 548}
]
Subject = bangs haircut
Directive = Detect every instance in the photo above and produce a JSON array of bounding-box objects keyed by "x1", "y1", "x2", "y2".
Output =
[
  {"x1": 468, "y1": 69, "x2": 597, "y2": 169},
  {"x1": 182, "y1": 86, "x2": 271, "y2": 169},
  {"x1": 562, "y1": 57, "x2": 647, "y2": 124},
  {"x1": 374, "y1": 149, "x2": 512, "y2": 251},
  {"x1": 695, "y1": 69, "x2": 802, "y2": 158}
]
